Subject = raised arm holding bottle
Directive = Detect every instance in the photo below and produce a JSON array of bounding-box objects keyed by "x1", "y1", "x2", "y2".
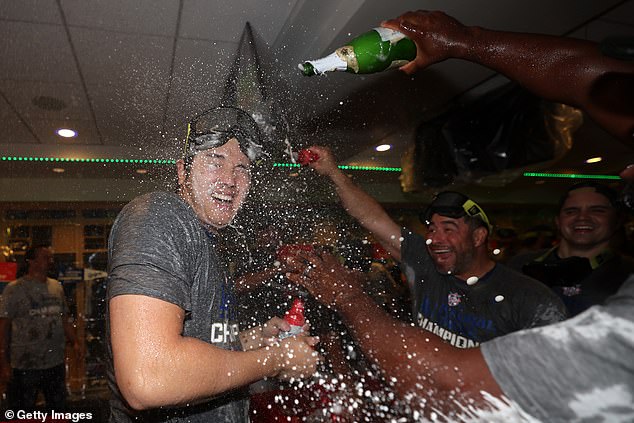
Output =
[
  {"x1": 286, "y1": 10, "x2": 634, "y2": 421},
  {"x1": 381, "y1": 10, "x2": 634, "y2": 142}
]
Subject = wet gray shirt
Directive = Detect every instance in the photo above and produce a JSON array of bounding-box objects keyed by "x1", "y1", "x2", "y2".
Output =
[
  {"x1": 482, "y1": 276, "x2": 634, "y2": 422},
  {"x1": 106, "y1": 191, "x2": 248, "y2": 422},
  {"x1": 0, "y1": 276, "x2": 69, "y2": 369}
]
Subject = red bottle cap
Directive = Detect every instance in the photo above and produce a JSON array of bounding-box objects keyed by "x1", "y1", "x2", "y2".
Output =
[
  {"x1": 284, "y1": 298, "x2": 305, "y2": 326},
  {"x1": 297, "y1": 149, "x2": 319, "y2": 166}
]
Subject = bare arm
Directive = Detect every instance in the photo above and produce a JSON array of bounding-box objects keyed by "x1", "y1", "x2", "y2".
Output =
[
  {"x1": 306, "y1": 146, "x2": 403, "y2": 260},
  {"x1": 234, "y1": 267, "x2": 280, "y2": 293},
  {"x1": 110, "y1": 295, "x2": 319, "y2": 410},
  {"x1": 285, "y1": 251, "x2": 502, "y2": 408},
  {"x1": 382, "y1": 10, "x2": 634, "y2": 142}
]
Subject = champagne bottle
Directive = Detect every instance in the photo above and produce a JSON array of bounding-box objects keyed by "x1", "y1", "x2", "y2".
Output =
[{"x1": 298, "y1": 27, "x2": 416, "y2": 76}]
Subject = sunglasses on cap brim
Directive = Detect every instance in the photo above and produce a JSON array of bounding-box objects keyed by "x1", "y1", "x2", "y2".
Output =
[{"x1": 423, "y1": 199, "x2": 492, "y2": 232}]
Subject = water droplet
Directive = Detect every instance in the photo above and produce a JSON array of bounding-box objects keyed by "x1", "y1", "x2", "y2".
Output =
[
  {"x1": 466, "y1": 276, "x2": 479, "y2": 285},
  {"x1": 495, "y1": 295, "x2": 504, "y2": 302},
  {"x1": 425, "y1": 238, "x2": 432, "y2": 245},
  {"x1": 493, "y1": 248, "x2": 501, "y2": 255}
]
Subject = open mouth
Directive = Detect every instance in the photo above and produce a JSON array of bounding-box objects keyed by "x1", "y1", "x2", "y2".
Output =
[
  {"x1": 430, "y1": 246, "x2": 453, "y2": 257},
  {"x1": 573, "y1": 224, "x2": 594, "y2": 232},
  {"x1": 211, "y1": 192, "x2": 235, "y2": 208}
]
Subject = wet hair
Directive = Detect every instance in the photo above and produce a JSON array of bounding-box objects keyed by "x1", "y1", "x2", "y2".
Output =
[{"x1": 557, "y1": 182, "x2": 620, "y2": 212}]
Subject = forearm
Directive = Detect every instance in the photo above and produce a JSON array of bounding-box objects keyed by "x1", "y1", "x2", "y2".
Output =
[
  {"x1": 329, "y1": 170, "x2": 402, "y2": 259},
  {"x1": 115, "y1": 335, "x2": 280, "y2": 409},
  {"x1": 64, "y1": 321, "x2": 77, "y2": 345},
  {"x1": 461, "y1": 27, "x2": 607, "y2": 106},
  {"x1": 235, "y1": 268, "x2": 279, "y2": 293},
  {"x1": 334, "y1": 291, "x2": 500, "y2": 402},
  {"x1": 458, "y1": 26, "x2": 634, "y2": 140}
]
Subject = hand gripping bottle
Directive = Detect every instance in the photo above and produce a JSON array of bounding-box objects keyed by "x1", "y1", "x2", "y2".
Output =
[
  {"x1": 297, "y1": 148, "x2": 320, "y2": 165},
  {"x1": 278, "y1": 298, "x2": 305, "y2": 339},
  {"x1": 298, "y1": 27, "x2": 416, "y2": 76}
]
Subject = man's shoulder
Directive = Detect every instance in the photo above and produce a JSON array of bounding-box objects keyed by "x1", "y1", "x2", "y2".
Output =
[
  {"x1": 615, "y1": 253, "x2": 634, "y2": 271},
  {"x1": 126, "y1": 191, "x2": 185, "y2": 211},
  {"x1": 492, "y1": 262, "x2": 553, "y2": 292},
  {"x1": 118, "y1": 191, "x2": 192, "y2": 224},
  {"x1": 506, "y1": 248, "x2": 551, "y2": 270},
  {"x1": 45, "y1": 277, "x2": 64, "y2": 290}
]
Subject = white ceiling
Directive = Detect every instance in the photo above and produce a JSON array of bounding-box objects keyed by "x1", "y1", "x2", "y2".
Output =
[{"x1": 1, "y1": 0, "x2": 633, "y2": 203}]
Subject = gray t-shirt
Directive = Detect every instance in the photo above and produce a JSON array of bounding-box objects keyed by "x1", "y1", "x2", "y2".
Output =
[
  {"x1": 482, "y1": 276, "x2": 634, "y2": 422},
  {"x1": 106, "y1": 191, "x2": 248, "y2": 422},
  {"x1": 0, "y1": 276, "x2": 69, "y2": 369}
]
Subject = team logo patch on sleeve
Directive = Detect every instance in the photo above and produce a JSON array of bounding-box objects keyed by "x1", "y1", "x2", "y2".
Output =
[{"x1": 448, "y1": 292, "x2": 462, "y2": 307}]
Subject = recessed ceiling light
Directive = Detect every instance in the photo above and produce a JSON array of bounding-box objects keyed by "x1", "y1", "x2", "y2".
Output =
[
  {"x1": 52, "y1": 168, "x2": 65, "y2": 173},
  {"x1": 56, "y1": 128, "x2": 77, "y2": 138},
  {"x1": 585, "y1": 157, "x2": 602, "y2": 164},
  {"x1": 135, "y1": 169, "x2": 148, "y2": 174},
  {"x1": 375, "y1": 144, "x2": 391, "y2": 152}
]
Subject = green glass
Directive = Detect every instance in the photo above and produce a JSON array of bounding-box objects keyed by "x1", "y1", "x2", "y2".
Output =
[{"x1": 299, "y1": 28, "x2": 416, "y2": 76}]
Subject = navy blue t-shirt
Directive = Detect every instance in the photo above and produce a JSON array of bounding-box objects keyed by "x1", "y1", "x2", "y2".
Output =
[{"x1": 400, "y1": 229, "x2": 566, "y2": 348}]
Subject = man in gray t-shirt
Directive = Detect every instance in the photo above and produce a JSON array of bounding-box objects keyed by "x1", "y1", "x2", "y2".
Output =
[
  {"x1": 106, "y1": 106, "x2": 319, "y2": 422},
  {"x1": 0, "y1": 245, "x2": 76, "y2": 410},
  {"x1": 481, "y1": 277, "x2": 634, "y2": 421}
]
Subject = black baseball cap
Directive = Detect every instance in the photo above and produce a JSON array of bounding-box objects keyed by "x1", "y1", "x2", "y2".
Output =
[
  {"x1": 183, "y1": 106, "x2": 265, "y2": 161},
  {"x1": 421, "y1": 191, "x2": 492, "y2": 232}
]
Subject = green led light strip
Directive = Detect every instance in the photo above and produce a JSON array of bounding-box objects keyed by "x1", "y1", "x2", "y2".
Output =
[
  {"x1": 1, "y1": 156, "x2": 175, "y2": 165},
  {"x1": 273, "y1": 163, "x2": 401, "y2": 172},
  {"x1": 523, "y1": 172, "x2": 621, "y2": 180},
  {"x1": 1, "y1": 156, "x2": 402, "y2": 172}
]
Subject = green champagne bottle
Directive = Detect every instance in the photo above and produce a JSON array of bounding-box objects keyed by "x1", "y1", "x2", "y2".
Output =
[{"x1": 298, "y1": 27, "x2": 416, "y2": 76}]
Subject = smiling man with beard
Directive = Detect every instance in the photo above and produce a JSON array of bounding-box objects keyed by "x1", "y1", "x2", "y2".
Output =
[
  {"x1": 105, "y1": 106, "x2": 319, "y2": 422},
  {"x1": 304, "y1": 147, "x2": 566, "y2": 348}
]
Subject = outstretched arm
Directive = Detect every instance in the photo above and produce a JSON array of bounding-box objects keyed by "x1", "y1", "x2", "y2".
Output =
[
  {"x1": 110, "y1": 295, "x2": 319, "y2": 410},
  {"x1": 382, "y1": 10, "x2": 634, "y2": 142},
  {"x1": 285, "y1": 251, "x2": 502, "y2": 409},
  {"x1": 306, "y1": 146, "x2": 403, "y2": 260}
]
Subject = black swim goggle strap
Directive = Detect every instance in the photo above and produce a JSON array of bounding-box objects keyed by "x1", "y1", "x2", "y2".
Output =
[{"x1": 183, "y1": 106, "x2": 264, "y2": 161}]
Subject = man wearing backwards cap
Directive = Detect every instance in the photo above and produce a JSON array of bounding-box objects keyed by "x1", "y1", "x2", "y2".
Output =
[
  {"x1": 511, "y1": 181, "x2": 634, "y2": 316},
  {"x1": 301, "y1": 147, "x2": 566, "y2": 349},
  {"x1": 106, "y1": 106, "x2": 319, "y2": 422}
]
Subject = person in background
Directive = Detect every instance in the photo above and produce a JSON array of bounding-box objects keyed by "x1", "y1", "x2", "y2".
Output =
[
  {"x1": 285, "y1": 10, "x2": 633, "y2": 421},
  {"x1": 509, "y1": 182, "x2": 634, "y2": 316},
  {"x1": 303, "y1": 145, "x2": 566, "y2": 348},
  {"x1": 106, "y1": 106, "x2": 319, "y2": 422},
  {"x1": 0, "y1": 245, "x2": 78, "y2": 411}
]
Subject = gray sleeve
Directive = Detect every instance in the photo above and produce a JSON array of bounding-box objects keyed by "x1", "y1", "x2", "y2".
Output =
[
  {"x1": 481, "y1": 306, "x2": 634, "y2": 422},
  {"x1": 107, "y1": 194, "x2": 196, "y2": 312}
]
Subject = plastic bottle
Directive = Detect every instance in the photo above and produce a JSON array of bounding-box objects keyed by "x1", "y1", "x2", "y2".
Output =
[
  {"x1": 278, "y1": 298, "x2": 305, "y2": 339},
  {"x1": 298, "y1": 27, "x2": 416, "y2": 76}
]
